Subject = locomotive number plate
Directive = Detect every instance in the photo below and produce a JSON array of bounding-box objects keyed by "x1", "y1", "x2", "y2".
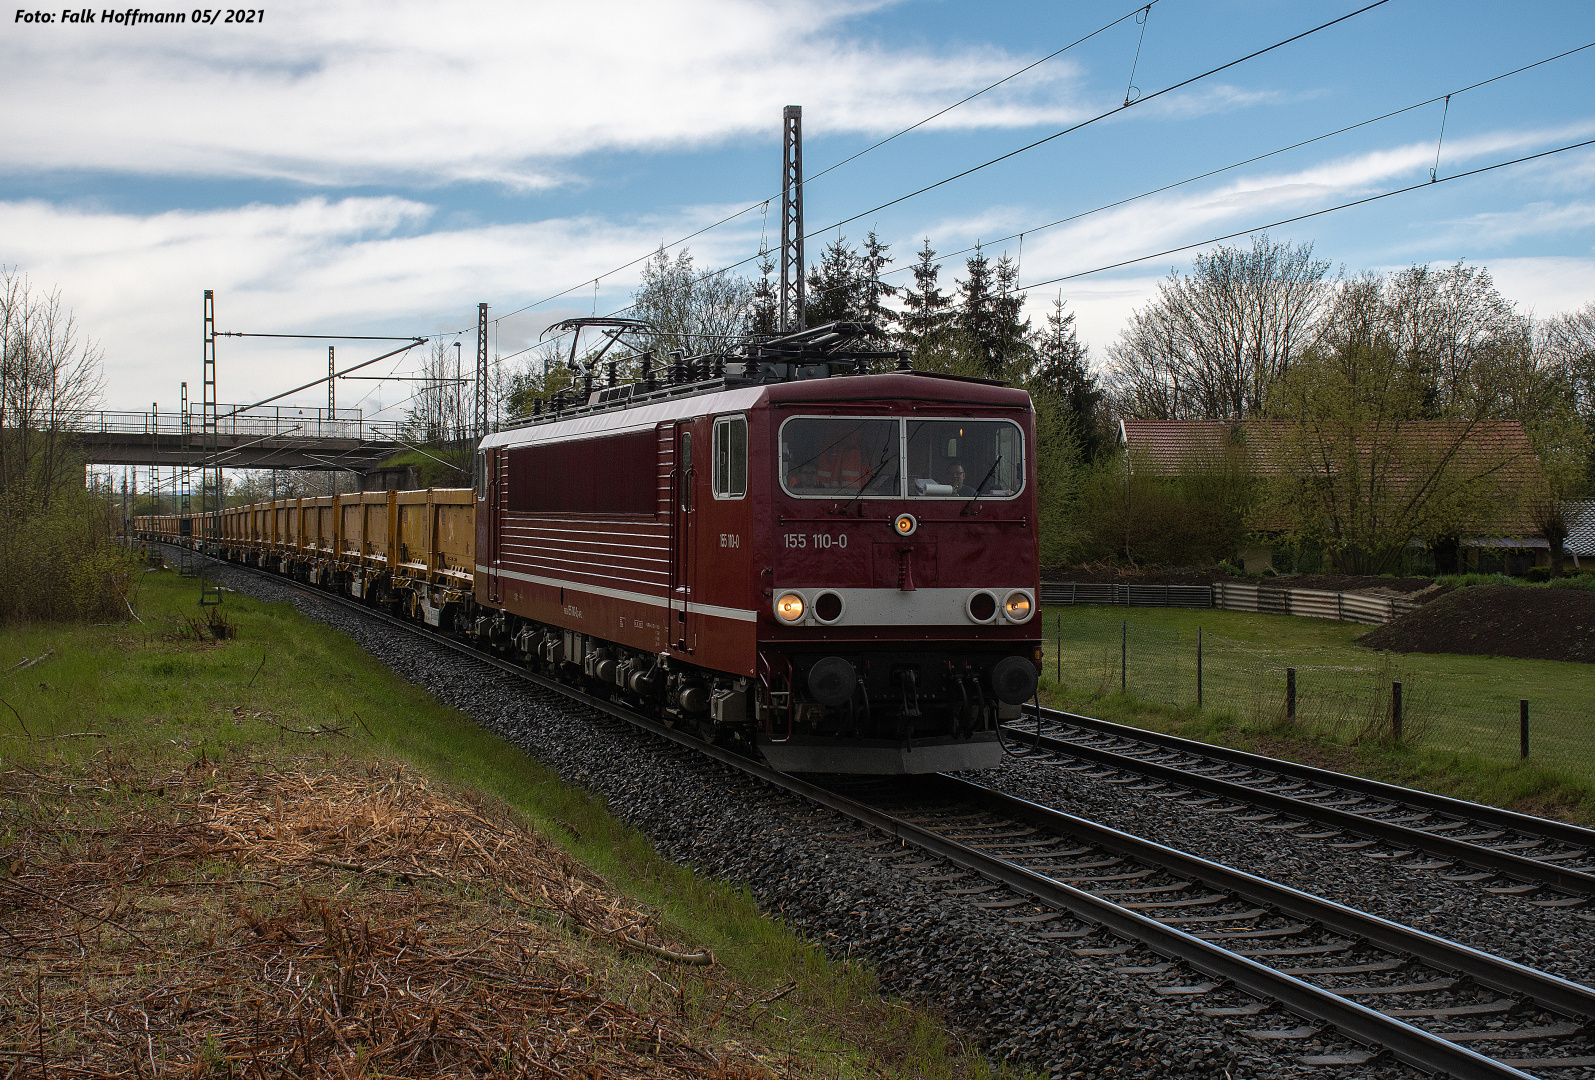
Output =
[{"x1": 784, "y1": 532, "x2": 849, "y2": 549}]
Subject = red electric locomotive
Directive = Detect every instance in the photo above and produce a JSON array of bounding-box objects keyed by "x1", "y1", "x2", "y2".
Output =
[{"x1": 474, "y1": 323, "x2": 1041, "y2": 773}]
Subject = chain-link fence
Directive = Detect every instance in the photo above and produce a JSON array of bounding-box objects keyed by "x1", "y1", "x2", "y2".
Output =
[{"x1": 1039, "y1": 610, "x2": 1591, "y2": 776}]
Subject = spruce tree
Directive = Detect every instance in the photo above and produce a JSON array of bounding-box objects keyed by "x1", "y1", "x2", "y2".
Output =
[
  {"x1": 957, "y1": 244, "x2": 999, "y2": 377},
  {"x1": 1029, "y1": 292, "x2": 1106, "y2": 460},
  {"x1": 805, "y1": 235, "x2": 860, "y2": 327},
  {"x1": 991, "y1": 253, "x2": 1032, "y2": 377},
  {"x1": 857, "y1": 229, "x2": 898, "y2": 347},
  {"x1": 749, "y1": 248, "x2": 778, "y2": 337},
  {"x1": 899, "y1": 239, "x2": 952, "y2": 358}
]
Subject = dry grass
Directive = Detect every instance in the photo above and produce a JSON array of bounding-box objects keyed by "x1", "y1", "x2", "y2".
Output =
[{"x1": 0, "y1": 756, "x2": 820, "y2": 1079}]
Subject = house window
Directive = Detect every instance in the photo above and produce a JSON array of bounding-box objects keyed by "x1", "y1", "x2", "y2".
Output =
[{"x1": 713, "y1": 415, "x2": 747, "y2": 499}]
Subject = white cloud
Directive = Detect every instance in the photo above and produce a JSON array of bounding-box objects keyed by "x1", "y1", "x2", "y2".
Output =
[
  {"x1": 1425, "y1": 200, "x2": 1595, "y2": 248},
  {"x1": 0, "y1": 195, "x2": 764, "y2": 409},
  {"x1": 1, "y1": 0, "x2": 1097, "y2": 188},
  {"x1": 950, "y1": 120, "x2": 1595, "y2": 303},
  {"x1": 1136, "y1": 82, "x2": 1298, "y2": 120},
  {"x1": 1489, "y1": 256, "x2": 1595, "y2": 319}
]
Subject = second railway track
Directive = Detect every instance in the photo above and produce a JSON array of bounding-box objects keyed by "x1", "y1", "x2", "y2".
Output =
[
  {"x1": 166, "y1": 543, "x2": 1595, "y2": 1078},
  {"x1": 999, "y1": 708, "x2": 1595, "y2": 902}
]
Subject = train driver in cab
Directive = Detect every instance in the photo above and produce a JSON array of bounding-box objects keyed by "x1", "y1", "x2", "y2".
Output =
[{"x1": 946, "y1": 462, "x2": 976, "y2": 497}]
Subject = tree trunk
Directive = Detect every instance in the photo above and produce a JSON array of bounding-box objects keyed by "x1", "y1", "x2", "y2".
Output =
[
  {"x1": 1431, "y1": 535, "x2": 1461, "y2": 576},
  {"x1": 1547, "y1": 530, "x2": 1566, "y2": 579}
]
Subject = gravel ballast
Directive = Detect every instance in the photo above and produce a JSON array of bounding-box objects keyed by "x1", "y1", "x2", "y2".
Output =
[{"x1": 183, "y1": 556, "x2": 1595, "y2": 1078}]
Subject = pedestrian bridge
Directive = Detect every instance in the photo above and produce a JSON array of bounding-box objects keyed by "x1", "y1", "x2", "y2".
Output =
[{"x1": 72, "y1": 405, "x2": 409, "y2": 471}]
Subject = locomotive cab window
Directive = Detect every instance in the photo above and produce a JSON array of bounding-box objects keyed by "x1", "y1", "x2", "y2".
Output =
[
  {"x1": 679, "y1": 431, "x2": 692, "y2": 511},
  {"x1": 713, "y1": 415, "x2": 747, "y2": 499},
  {"x1": 906, "y1": 419, "x2": 1024, "y2": 499},
  {"x1": 780, "y1": 417, "x2": 900, "y2": 498}
]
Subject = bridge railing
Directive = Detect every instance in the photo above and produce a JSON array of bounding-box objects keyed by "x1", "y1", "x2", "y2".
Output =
[{"x1": 72, "y1": 405, "x2": 405, "y2": 442}]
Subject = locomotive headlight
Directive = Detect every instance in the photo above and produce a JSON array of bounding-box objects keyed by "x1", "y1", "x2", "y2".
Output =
[
  {"x1": 893, "y1": 513, "x2": 917, "y2": 537},
  {"x1": 1003, "y1": 591, "x2": 1033, "y2": 623},
  {"x1": 775, "y1": 592, "x2": 806, "y2": 622}
]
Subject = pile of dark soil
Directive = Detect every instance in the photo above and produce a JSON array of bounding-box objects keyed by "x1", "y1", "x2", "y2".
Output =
[
  {"x1": 1284, "y1": 574, "x2": 1440, "y2": 596},
  {"x1": 1359, "y1": 585, "x2": 1595, "y2": 663},
  {"x1": 1045, "y1": 565, "x2": 1440, "y2": 596}
]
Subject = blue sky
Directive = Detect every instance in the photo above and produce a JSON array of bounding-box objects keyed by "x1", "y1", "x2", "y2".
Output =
[{"x1": 3, "y1": 0, "x2": 1593, "y2": 419}]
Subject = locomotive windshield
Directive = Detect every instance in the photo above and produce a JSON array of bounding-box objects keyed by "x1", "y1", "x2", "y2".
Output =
[
  {"x1": 781, "y1": 418, "x2": 900, "y2": 496},
  {"x1": 906, "y1": 419, "x2": 1024, "y2": 499},
  {"x1": 778, "y1": 416, "x2": 1023, "y2": 499}
]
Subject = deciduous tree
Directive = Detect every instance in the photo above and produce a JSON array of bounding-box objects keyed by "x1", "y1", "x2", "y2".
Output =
[
  {"x1": 1106, "y1": 234, "x2": 1334, "y2": 420},
  {"x1": 1262, "y1": 278, "x2": 1534, "y2": 574},
  {"x1": 631, "y1": 245, "x2": 752, "y2": 360},
  {"x1": 0, "y1": 268, "x2": 104, "y2": 510}
]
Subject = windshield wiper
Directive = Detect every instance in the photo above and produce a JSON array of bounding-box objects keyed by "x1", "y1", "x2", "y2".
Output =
[
  {"x1": 842, "y1": 444, "x2": 895, "y2": 514},
  {"x1": 961, "y1": 455, "x2": 1002, "y2": 516}
]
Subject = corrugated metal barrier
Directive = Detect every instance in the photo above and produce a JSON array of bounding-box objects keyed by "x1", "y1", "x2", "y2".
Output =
[
  {"x1": 1210, "y1": 582, "x2": 1421, "y2": 626},
  {"x1": 1040, "y1": 581, "x2": 1422, "y2": 626},
  {"x1": 1039, "y1": 583, "x2": 1214, "y2": 608}
]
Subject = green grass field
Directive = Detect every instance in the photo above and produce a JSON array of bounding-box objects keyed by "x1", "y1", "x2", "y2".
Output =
[
  {"x1": 1036, "y1": 603, "x2": 1595, "y2": 826},
  {"x1": 1, "y1": 565, "x2": 1013, "y2": 1080}
]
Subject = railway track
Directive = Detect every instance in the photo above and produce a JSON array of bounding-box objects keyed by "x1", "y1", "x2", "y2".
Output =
[
  {"x1": 167, "y1": 544, "x2": 1595, "y2": 1078},
  {"x1": 999, "y1": 708, "x2": 1595, "y2": 903},
  {"x1": 823, "y1": 774, "x2": 1595, "y2": 1077}
]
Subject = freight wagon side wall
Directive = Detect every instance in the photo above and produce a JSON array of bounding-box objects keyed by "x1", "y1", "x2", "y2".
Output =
[
  {"x1": 393, "y1": 489, "x2": 474, "y2": 576},
  {"x1": 308, "y1": 496, "x2": 335, "y2": 553},
  {"x1": 339, "y1": 495, "x2": 371, "y2": 559}
]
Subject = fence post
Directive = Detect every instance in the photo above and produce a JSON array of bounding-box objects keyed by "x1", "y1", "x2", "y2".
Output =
[
  {"x1": 1056, "y1": 612, "x2": 1062, "y2": 683},
  {"x1": 1120, "y1": 620, "x2": 1127, "y2": 694},
  {"x1": 1196, "y1": 628, "x2": 1203, "y2": 708},
  {"x1": 1520, "y1": 699, "x2": 1529, "y2": 759},
  {"x1": 1286, "y1": 668, "x2": 1296, "y2": 721},
  {"x1": 1391, "y1": 681, "x2": 1403, "y2": 744}
]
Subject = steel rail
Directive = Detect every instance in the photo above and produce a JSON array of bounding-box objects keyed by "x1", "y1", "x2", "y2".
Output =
[
  {"x1": 1019, "y1": 706, "x2": 1595, "y2": 851},
  {"x1": 156, "y1": 543, "x2": 1588, "y2": 1078},
  {"x1": 1001, "y1": 720, "x2": 1595, "y2": 896},
  {"x1": 812, "y1": 782, "x2": 1556, "y2": 1080},
  {"x1": 941, "y1": 776, "x2": 1595, "y2": 1024}
]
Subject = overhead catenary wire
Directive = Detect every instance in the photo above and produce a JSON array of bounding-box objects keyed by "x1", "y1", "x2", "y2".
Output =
[
  {"x1": 802, "y1": 0, "x2": 1395, "y2": 242},
  {"x1": 806, "y1": 38, "x2": 1595, "y2": 299},
  {"x1": 283, "y1": 37, "x2": 1595, "y2": 396},
  {"x1": 733, "y1": 38, "x2": 1595, "y2": 318},
  {"x1": 453, "y1": 0, "x2": 1170, "y2": 335},
  {"x1": 529, "y1": 0, "x2": 1399, "y2": 350},
  {"x1": 802, "y1": 0, "x2": 1164, "y2": 189},
  {"x1": 1017, "y1": 135, "x2": 1595, "y2": 290},
  {"x1": 220, "y1": 342, "x2": 423, "y2": 419},
  {"x1": 266, "y1": 17, "x2": 1588, "y2": 412}
]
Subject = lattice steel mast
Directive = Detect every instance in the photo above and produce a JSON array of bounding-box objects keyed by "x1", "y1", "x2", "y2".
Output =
[
  {"x1": 472, "y1": 302, "x2": 488, "y2": 488},
  {"x1": 780, "y1": 105, "x2": 805, "y2": 333},
  {"x1": 200, "y1": 290, "x2": 221, "y2": 603}
]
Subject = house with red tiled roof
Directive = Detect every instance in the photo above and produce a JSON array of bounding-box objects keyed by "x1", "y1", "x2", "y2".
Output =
[{"x1": 1117, "y1": 418, "x2": 1546, "y2": 573}]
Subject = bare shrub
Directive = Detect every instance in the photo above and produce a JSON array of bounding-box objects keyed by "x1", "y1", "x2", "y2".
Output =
[{"x1": 0, "y1": 488, "x2": 134, "y2": 623}]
